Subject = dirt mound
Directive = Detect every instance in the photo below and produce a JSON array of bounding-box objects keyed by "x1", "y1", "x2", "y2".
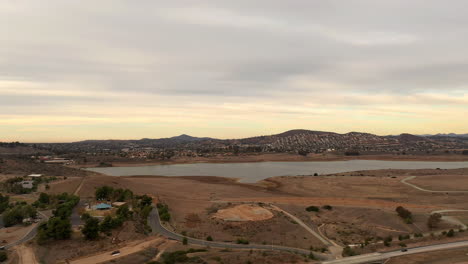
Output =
[{"x1": 213, "y1": 204, "x2": 274, "y2": 221}]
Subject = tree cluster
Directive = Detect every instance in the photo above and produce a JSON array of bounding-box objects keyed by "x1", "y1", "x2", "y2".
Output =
[
  {"x1": 2, "y1": 202, "x2": 37, "y2": 227},
  {"x1": 37, "y1": 192, "x2": 79, "y2": 244},
  {"x1": 95, "y1": 186, "x2": 133, "y2": 202},
  {"x1": 2, "y1": 177, "x2": 36, "y2": 194},
  {"x1": 157, "y1": 203, "x2": 171, "y2": 222}
]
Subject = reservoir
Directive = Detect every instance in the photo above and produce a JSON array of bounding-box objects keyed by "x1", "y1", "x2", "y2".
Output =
[{"x1": 86, "y1": 160, "x2": 468, "y2": 183}]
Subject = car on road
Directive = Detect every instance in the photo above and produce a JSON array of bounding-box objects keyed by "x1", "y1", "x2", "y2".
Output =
[
  {"x1": 401, "y1": 248, "x2": 408, "y2": 252},
  {"x1": 111, "y1": 250, "x2": 120, "y2": 256}
]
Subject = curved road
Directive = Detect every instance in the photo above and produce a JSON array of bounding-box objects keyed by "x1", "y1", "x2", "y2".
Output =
[
  {"x1": 4, "y1": 211, "x2": 49, "y2": 249},
  {"x1": 147, "y1": 207, "x2": 324, "y2": 258}
]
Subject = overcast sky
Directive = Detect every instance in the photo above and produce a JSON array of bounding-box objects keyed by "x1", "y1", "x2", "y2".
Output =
[{"x1": 1, "y1": 0, "x2": 467, "y2": 142}]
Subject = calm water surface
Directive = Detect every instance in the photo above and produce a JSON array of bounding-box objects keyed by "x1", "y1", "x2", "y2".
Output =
[{"x1": 86, "y1": 160, "x2": 468, "y2": 183}]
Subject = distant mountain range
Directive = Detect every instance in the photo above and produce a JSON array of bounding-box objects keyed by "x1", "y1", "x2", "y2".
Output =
[
  {"x1": 31, "y1": 129, "x2": 468, "y2": 154},
  {"x1": 422, "y1": 133, "x2": 468, "y2": 138}
]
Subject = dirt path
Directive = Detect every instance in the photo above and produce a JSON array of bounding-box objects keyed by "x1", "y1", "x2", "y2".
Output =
[
  {"x1": 16, "y1": 245, "x2": 39, "y2": 264},
  {"x1": 401, "y1": 176, "x2": 468, "y2": 193},
  {"x1": 74, "y1": 176, "x2": 86, "y2": 195},
  {"x1": 69, "y1": 237, "x2": 164, "y2": 264},
  {"x1": 268, "y1": 205, "x2": 343, "y2": 259}
]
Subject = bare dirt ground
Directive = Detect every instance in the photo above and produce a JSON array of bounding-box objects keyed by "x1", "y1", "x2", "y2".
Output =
[
  {"x1": 30, "y1": 164, "x2": 468, "y2": 263},
  {"x1": 16, "y1": 244, "x2": 39, "y2": 264},
  {"x1": 408, "y1": 175, "x2": 468, "y2": 191},
  {"x1": 213, "y1": 204, "x2": 274, "y2": 221},
  {"x1": 262, "y1": 175, "x2": 468, "y2": 210},
  {"x1": 77, "y1": 175, "x2": 326, "y2": 249},
  {"x1": 35, "y1": 221, "x2": 146, "y2": 264},
  {"x1": 69, "y1": 237, "x2": 165, "y2": 264},
  {"x1": 43, "y1": 176, "x2": 83, "y2": 194}
]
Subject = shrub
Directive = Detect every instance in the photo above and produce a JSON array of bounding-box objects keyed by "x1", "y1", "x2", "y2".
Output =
[
  {"x1": 322, "y1": 205, "x2": 333, "y2": 210},
  {"x1": 206, "y1": 236, "x2": 213, "y2": 241},
  {"x1": 0, "y1": 251, "x2": 7, "y2": 262},
  {"x1": 306, "y1": 206, "x2": 320, "y2": 212},
  {"x1": 236, "y1": 238, "x2": 249, "y2": 245},
  {"x1": 447, "y1": 229, "x2": 455, "y2": 237},
  {"x1": 342, "y1": 246, "x2": 357, "y2": 257},
  {"x1": 182, "y1": 237, "x2": 188, "y2": 245},
  {"x1": 428, "y1": 213, "x2": 442, "y2": 228}
]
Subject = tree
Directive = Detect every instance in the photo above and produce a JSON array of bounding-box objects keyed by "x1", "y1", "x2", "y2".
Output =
[
  {"x1": 82, "y1": 217, "x2": 100, "y2": 240},
  {"x1": 0, "y1": 194, "x2": 9, "y2": 214},
  {"x1": 206, "y1": 236, "x2": 213, "y2": 241},
  {"x1": 99, "y1": 215, "x2": 113, "y2": 233},
  {"x1": 139, "y1": 195, "x2": 153, "y2": 207},
  {"x1": 396, "y1": 206, "x2": 413, "y2": 224},
  {"x1": 95, "y1": 186, "x2": 114, "y2": 200},
  {"x1": 81, "y1": 213, "x2": 91, "y2": 221},
  {"x1": 182, "y1": 237, "x2": 188, "y2": 245},
  {"x1": 427, "y1": 213, "x2": 442, "y2": 229},
  {"x1": 116, "y1": 204, "x2": 131, "y2": 219},
  {"x1": 38, "y1": 217, "x2": 72, "y2": 243},
  {"x1": 38, "y1": 193, "x2": 50, "y2": 204}
]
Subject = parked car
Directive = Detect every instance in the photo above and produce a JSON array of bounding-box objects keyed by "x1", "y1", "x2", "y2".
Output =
[{"x1": 111, "y1": 250, "x2": 120, "y2": 256}]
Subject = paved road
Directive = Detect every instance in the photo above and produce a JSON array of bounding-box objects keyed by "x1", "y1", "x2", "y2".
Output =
[
  {"x1": 4, "y1": 211, "x2": 49, "y2": 249},
  {"x1": 147, "y1": 207, "x2": 324, "y2": 258},
  {"x1": 401, "y1": 176, "x2": 468, "y2": 193},
  {"x1": 322, "y1": 240, "x2": 468, "y2": 264}
]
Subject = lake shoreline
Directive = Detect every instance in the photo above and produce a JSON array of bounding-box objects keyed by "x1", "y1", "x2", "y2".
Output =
[
  {"x1": 84, "y1": 159, "x2": 468, "y2": 183},
  {"x1": 70, "y1": 153, "x2": 468, "y2": 169}
]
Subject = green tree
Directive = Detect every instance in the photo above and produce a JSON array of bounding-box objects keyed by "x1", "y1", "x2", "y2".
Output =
[
  {"x1": 38, "y1": 217, "x2": 72, "y2": 243},
  {"x1": 95, "y1": 186, "x2": 114, "y2": 200},
  {"x1": 38, "y1": 193, "x2": 50, "y2": 204},
  {"x1": 116, "y1": 204, "x2": 131, "y2": 219},
  {"x1": 82, "y1": 217, "x2": 100, "y2": 240},
  {"x1": 99, "y1": 215, "x2": 113, "y2": 233}
]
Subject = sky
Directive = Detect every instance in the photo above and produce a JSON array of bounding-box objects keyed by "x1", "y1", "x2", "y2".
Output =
[{"x1": 1, "y1": 0, "x2": 468, "y2": 142}]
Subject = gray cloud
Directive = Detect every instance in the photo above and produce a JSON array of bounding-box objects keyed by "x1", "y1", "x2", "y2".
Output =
[{"x1": 1, "y1": 0, "x2": 468, "y2": 139}]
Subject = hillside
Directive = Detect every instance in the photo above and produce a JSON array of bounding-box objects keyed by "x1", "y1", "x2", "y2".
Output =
[{"x1": 27, "y1": 129, "x2": 468, "y2": 155}]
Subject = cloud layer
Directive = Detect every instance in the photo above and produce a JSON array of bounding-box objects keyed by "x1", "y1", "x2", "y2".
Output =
[{"x1": 1, "y1": 0, "x2": 467, "y2": 142}]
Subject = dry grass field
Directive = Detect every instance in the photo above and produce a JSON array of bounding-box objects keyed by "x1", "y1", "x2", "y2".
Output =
[{"x1": 37, "y1": 167, "x2": 468, "y2": 262}]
